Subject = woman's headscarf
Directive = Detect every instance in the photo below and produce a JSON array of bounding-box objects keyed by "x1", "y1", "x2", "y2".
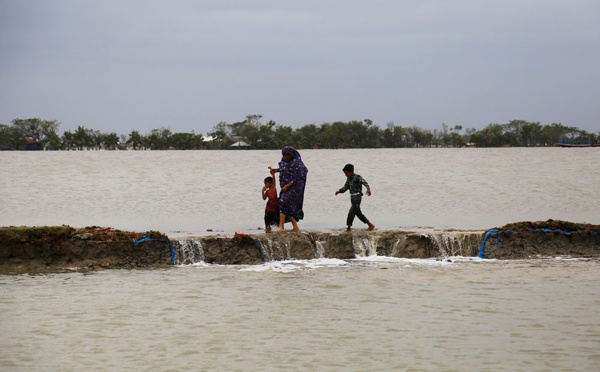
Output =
[
  {"x1": 281, "y1": 146, "x2": 299, "y2": 159},
  {"x1": 279, "y1": 146, "x2": 308, "y2": 184}
]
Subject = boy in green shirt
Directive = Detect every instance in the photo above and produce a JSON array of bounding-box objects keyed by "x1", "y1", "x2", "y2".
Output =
[{"x1": 335, "y1": 163, "x2": 375, "y2": 231}]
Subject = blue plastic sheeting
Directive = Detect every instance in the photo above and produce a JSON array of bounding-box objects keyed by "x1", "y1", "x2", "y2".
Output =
[
  {"x1": 251, "y1": 238, "x2": 267, "y2": 262},
  {"x1": 133, "y1": 237, "x2": 176, "y2": 266},
  {"x1": 530, "y1": 228, "x2": 573, "y2": 235},
  {"x1": 478, "y1": 229, "x2": 500, "y2": 258}
]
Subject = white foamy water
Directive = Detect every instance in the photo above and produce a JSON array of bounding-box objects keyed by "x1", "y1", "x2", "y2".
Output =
[
  {"x1": 0, "y1": 148, "x2": 598, "y2": 234},
  {"x1": 1, "y1": 148, "x2": 599, "y2": 371}
]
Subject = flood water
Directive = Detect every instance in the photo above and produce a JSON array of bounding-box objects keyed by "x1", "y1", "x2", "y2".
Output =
[
  {"x1": 1, "y1": 148, "x2": 598, "y2": 234},
  {"x1": 1, "y1": 148, "x2": 599, "y2": 371},
  {"x1": 1, "y1": 258, "x2": 599, "y2": 371}
]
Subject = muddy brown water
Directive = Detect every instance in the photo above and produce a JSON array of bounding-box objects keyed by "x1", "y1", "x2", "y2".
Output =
[
  {"x1": 1, "y1": 148, "x2": 598, "y2": 234},
  {"x1": 1, "y1": 258, "x2": 599, "y2": 371},
  {"x1": 1, "y1": 148, "x2": 599, "y2": 370}
]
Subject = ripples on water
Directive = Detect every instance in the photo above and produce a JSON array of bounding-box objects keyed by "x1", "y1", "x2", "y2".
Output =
[
  {"x1": 1, "y1": 149, "x2": 599, "y2": 371},
  {"x1": 1, "y1": 258, "x2": 599, "y2": 371},
  {"x1": 0, "y1": 148, "x2": 598, "y2": 234}
]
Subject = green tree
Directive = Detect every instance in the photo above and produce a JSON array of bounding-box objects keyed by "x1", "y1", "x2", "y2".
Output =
[
  {"x1": 440, "y1": 123, "x2": 451, "y2": 146},
  {"x1": 11, "y1": 118, "x2": 43, "y2": 142},
  {"x1": 208, "y1": 122, "x2": 234, "y2": 149},
  {"x1": 141, "y1": 134, "x2": 151, "y2": 150},
  {"x1": 464, "y1": 128, "x2": 477, "y2": 144},
  {"x1": 103, "y1": 132, "x2": 120, "y2": 150},
  {"x1": 520, "y1": 121, "x2": 542, "y2": 146},
  {"x1": 241, "y1": 122, "x2": 262, "y2": 148},
  {"x1": 347, "y1": 120, "x2": 368, "y2": 147},
  {"x1": 194, "y1": 133, "x2": 205, "y2": 149},
  {"x1": 46, "y1": 131, "x2": 62, "y2": 150},
  {"x1": 42, "y1": 120, "x2": 61, "y2": 149},
  {"x1": 0, "y1": 124, "x2": 25, "y2": 149},
  {"x1": 448, "y1": 125, "x2": 464, "y2": 147},
  {"x1": 471, "y1": 123, "x2": 506, "y2": 147},
  {"x1": 405, "y1": 126, "x2": 426, "y2": 147},
  {"x1": 503, "y1": 120, "x2": 523, "y2": 146},
  {"x1": 229, "y1": 120, "x2": 247, "y2": 138},
  {"x1": 73, "y1": 125, "x2": 91, "y2": 150},
  {"x1": 146, "y1": 127, "x2": 172, "y2": 150},
  {"x1": 382, "y1": 122, "x2": 404, "y2": 148},
  {"x1": 170, "y1": 132, "x2": 197, "y2": 150},
  {"x1": 423, "y1": 129, "x2": 434, "y2": 147},
  {"x1": 319, "y1": 122, "x2": 351, "y2": 148},
  {"x1": 365, "y1": 125, "x2": 382, "y2": 148},
  {"x1": 126, "y1": 130, "x2": 143, "y2": 150},
  {"x1": 272, "y1": 124, "x2": 293, "y2": 149},
  {"x1": 257, "y1": 121, "x2": 276, "y2": 149},
  {"x1": 11, "y1": 118, "x2": 60, "y2": 149},
  {"x1": 62, "y1": 130, "x2": 74, "y2": 150},
  {"x1": 89, "y1": 130, "x2": 104, "y2": 150},
  {"x1": 294, "y1": 123, "x2": 320, "y2": 149},
  {"x1": 0, "y1": 124, "x2": 9, "y2": 147}
]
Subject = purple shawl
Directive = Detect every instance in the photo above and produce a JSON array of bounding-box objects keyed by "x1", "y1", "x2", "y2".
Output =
[{"x1": 279, "y1": 146, "x2": 308, "y2": 186}]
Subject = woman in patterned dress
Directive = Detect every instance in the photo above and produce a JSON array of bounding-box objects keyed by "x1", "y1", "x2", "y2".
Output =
[{"x1": 268, "y1": 146, "x2": 308, "y2": 231}]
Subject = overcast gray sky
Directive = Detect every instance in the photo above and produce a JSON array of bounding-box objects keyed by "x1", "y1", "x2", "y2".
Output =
[{"x1": 1, "y1": 0, "x2": 599, "y2": 135}]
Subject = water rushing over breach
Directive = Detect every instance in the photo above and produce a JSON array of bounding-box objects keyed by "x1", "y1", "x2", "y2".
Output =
[
  {"x1": 425, "y1": 231, "x2": 482, "y2": 257},
  {"x1": 168, "y1": 230, "x2": 486, "y2": 266},
  {"x1": 352, "y1": 234, "x2": 379, "y2": 257},
  {"x1": 176, "y1": 239, "x2": 205, "y2": 264},
  {"x1": 314, "y1": 239, "x2": 326, "y2": 258},
  {"x1": 261, "y1": 237, "x2": 291, "y2": 261}
]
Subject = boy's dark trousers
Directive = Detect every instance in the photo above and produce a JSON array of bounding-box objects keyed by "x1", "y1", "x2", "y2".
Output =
[{"x1": 347, "y1": 195, "x2": 369, "y2": 227}]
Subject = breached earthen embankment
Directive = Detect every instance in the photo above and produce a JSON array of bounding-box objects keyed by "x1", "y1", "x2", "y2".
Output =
[{"x1": 1, "y1": 220, "x2": 599, "y2": 274}]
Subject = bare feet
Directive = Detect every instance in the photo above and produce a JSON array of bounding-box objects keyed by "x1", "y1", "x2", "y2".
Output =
[
  {"x1": 367, "y1": 222, "x2": 375, "y2": 231},
  {"x1": 289, "y1": 217, "x2": 299, "y2": 232}
]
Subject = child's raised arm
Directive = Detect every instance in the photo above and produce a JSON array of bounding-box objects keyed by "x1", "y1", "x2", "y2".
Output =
[{"x1": 270, "y1": 170, "x2": 277, "y2": 191}]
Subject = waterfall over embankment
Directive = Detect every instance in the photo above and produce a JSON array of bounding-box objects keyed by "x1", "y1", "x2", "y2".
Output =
[
  {"x1": 2, "y1": 221, "x2": 599, "y2": 273},
  {"x1": 170, "y1": 226, "x2": 599, "y2": 265},
  {"x1": 170, "y1": 230, "x2": 487, "y2": 265}
]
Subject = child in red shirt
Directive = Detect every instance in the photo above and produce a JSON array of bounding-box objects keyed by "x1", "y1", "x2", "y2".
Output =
[{"x1": 262, "y1": 174, "x2": 279, "y2": 232}]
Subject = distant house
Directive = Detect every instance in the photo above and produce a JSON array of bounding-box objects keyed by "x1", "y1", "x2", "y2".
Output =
[
  {"x1": 196, "y1": 135, "x2": 226, "y2": 149},
  {"x1": 25, "y1": 137, "x2": 43, "y2": 151},
  {"x1": 230, "y1": 141, "x2": 251, "y2": 150},
  {"x1": 201, "y1": 135, "x2": 216, "y2": 149}
]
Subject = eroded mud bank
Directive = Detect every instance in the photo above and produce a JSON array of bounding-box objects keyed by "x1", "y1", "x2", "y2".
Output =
[
  {"x1": 1, "y1": 221, "x2": 599, "y2": 274},
  {"x1": 0, "y1": 226, "x2": 172, "y2": 274}
]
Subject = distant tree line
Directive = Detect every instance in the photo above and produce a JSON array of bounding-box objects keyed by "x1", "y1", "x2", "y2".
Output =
[{"x1": 1, "y1": 115, "x2": 598, "y2": 151}]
